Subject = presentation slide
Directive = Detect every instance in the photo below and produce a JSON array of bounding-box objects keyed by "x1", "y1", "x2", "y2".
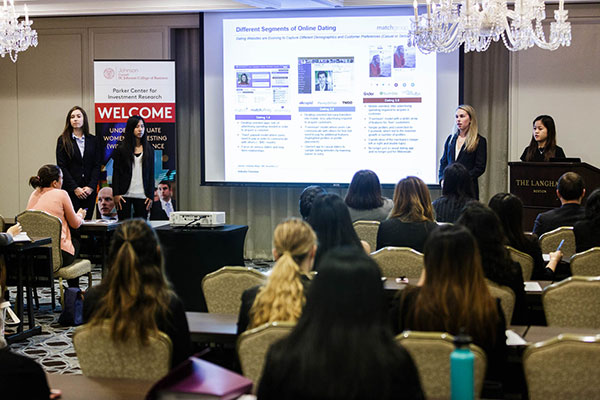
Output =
[{"x1": 204, "y1": 9, "x2": 460, "y2": 186}]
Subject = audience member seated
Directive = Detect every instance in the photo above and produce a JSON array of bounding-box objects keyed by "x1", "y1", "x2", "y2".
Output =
[
  {"x1": 237, "y1": 218, "x2": 316, "y2": 334},
  {"x1": 533, "y1": 172, "x2": 586, "y2": 237},
  {"x1": 344, "y1": 169, "x2": 393, "y2": 222},
  {"x1": 0, "y1": 223, "x2": 21, "y2": 246},
  {"x1": 150, "y1": 180, "x2": 176, "y2": 221},
  {"x1": 489, "y1": 193, "x2": 562, "y2": 280},
  {"x1": 574, "y1": 188, "x2": 600, "y2": 253},
  {"x1": 83, "y1": 219, "x2": 192, "y2": 367},
  {"x1": 27, "y1": 164, "x2": 86, "y2": 287},
  {"x1": 390, "y1": 224, "x2": 507, "y2": 386},
  {"x1": 258, "y1": 247, "x2": 424, "y2": 400},
  {"x1": 0, "y1": 349, "x2": 55, "y2": 399},
  {"x1": 96, "y1": 186, "x2": 118, "y2": 220},
  {"x1": 376, "y1": 176, "x2": 437, "y2": 253},
  {"x1": 298, "y1": 185, "x2": 327, "y2": 221},
  {"x1": 457, "y1": 203, "x2": 527, "y2": 325},
  {"x1": 432, "y1": 163, "x2": 475, "y2": 223}
]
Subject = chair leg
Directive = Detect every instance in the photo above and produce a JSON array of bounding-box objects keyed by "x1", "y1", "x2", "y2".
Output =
[
  {"x1": 59, "y1": 277, "x2": 64, "y2": 307},
  {"x1": 88, "y1": 272, "x2": 93, "y2": 290}
]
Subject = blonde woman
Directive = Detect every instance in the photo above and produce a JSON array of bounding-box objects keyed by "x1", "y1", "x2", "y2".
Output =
[
  {"x1": 438, "y1": 104, "x2": 487, "y2": 199},
  {"x1": 237, "y1": 218, "x2": 316, "y2": 334}
]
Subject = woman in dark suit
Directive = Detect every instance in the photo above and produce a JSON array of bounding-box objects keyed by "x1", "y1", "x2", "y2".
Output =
[
  {"x1": 56, "y1": 106, "x2": 101, "y2": 219},
  {"x1": 438, "y1": 105, "x2": 487, "y2": 199},
  {"x1": 520, "y1": 115, "x2": 566, "y2": 162},
  {"x1": 111, "y1": 115, "x2": 154, "y2": 220}
]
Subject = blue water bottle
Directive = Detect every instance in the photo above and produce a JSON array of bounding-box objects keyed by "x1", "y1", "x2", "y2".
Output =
[{"x1": 451, "y1": 331, "x2": 474, "y2": 400}]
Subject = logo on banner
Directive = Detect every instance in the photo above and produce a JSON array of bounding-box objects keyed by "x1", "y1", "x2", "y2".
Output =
[{"x1": 103, "y1": 68, "x2": 115, "y2": 80}]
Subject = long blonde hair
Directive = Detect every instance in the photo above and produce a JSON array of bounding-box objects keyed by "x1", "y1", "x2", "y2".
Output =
[
  {"x1": 453, "y1": 104, "x2": 480, "y2": 153},
  {"x1": 249, "y1": 218, "x2": 316, "y2": 329}
]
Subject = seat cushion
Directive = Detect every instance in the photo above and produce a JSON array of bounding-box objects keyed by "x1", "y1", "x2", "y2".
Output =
[{"x1": 54, "y1": 259, "x2": 92, "y2": 280}]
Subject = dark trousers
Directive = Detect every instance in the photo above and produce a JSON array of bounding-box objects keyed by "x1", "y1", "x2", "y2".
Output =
[
  {"x1": 62, "y1": 236, "x2": 81, "y2": 287},
  {"x1": 117, "y1": 197, "x2": 148, "y2": 221},
  {"x1": 68, "y1": 192, "x2": 96, "y2": 220}
]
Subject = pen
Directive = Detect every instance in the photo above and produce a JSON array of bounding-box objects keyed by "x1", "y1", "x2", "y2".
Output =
[{"x1": 556, "y1": 239, "x2": 565, "y2": 251}]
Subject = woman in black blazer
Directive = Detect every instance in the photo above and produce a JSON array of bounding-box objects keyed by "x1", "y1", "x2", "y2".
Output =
[
  {"x1": 111, "y1": 115, "x2": 154, "y2": 220},
  {"x1": 438, "y1": 105, "x2": 487, "y2": 199},
  {"x1": 56, "y1": 106, "x2": 101, "y2": 219}
]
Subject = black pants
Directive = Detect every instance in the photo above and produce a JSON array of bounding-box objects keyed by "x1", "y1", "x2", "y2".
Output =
[
  {"x1": 68, "y1": 192, "x2": 96, "y2": 220},
  {"x1": 62, "y1": 236, "x2": 81, "y2": 287},
  {"x1": 117, "y1": 197, "x2": 147, "y2": 221}
]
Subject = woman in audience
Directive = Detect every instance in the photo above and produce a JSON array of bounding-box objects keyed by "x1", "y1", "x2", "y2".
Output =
[
  {"x1": 489, "y1": 193, "x2": 562, "y2": 280},
  {"x1": 432, "y1": 163, "x2": 475, "y2": 223},
  {"x1": 55, "y1": 106, "x2": 100, "y2": 219},
  {"x1": 258, "y1": 247, "x2": 424, "y2": 400},
  {"x1": 345, "y1": 169, "x2": 393, "y2": 222},
  {"x1": 111, "y1": 115, "x2": 154, "y2": 220},
  {"x1": 298, "y1": 185, "x2": 327, "y2": 221},
  {"x1": 520, "y1": 115, "x2": 566, "y2": 162},
  {"x1": 390, "y1": 224, "x2": 506, "y2": 384},
  {"x1": 376, "y1": 176, "x2": 437, "y2": 253},
  {"x1": 309, "y1": 194, "x2": 370, "y2": 268},
  {"x1": 237, "y1": 218, "x2": 316, "y2": 334},
  {"x1": 83, "y1": 219, "x2": 191, "y2": 367},
  {"x1": 457, "y1": 203, "x2": 527, "y2": 325},
  {"x1": 574, "y1": 188, "x2": 600, "y2": 253},
  {"x1": 27, "y1": 164, "x2": 86, "y2": 286}
]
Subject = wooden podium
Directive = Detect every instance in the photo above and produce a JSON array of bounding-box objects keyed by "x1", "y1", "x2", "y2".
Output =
[{"x1": 509, "y1": 162, "x2": 600, "y2": 231}]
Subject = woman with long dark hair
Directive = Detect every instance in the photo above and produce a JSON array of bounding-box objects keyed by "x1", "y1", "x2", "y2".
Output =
[
  {"x1": 83, "y1": 219, "x2": 191, "y2": 367},
  {"x1": 520, "y1": 115, "x2": 566, "y2": 162},
  {"x1": 574, "y1": 188, "x2": 600, "y2": 253},
  {"x1": 55, "y1": 106, "x2": 101, "y2": 220},
  {"x1": 111, "y1": 115, "x2": 154, "y2": 220},
  {"x1": 432, "y1": 163, "x2": 475, "y2": 223},
  {"x1": 345, "y1": 169, "x2": 393, "y2": 222},
  {"x1": 258, "y1": 247, "x2": 424, "y2": 400}
]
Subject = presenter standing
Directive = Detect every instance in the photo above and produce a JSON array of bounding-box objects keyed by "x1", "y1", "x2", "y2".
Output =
[
  {"x1": 111, "y1": 115, "x2": 154, "y2": 220},
  {"x1": 438, "y1": 105, "x2": 487, "y2": 199},
  {"x1": 56, "y1": 106, "x2": 101, "y2": 220},
  {"x1": 520, "y1": 115, "x2": 566, "y2": 162}
]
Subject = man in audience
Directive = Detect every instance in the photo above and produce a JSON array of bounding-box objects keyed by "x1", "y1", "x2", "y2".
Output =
[
  {"x1": 533, "y1": 172, "x2": 586, "y2": 237},
  {"x1": 150, "y1": 180, "x2": 176, "y2": 220},
  {"x1": 299, "y1": 185, "x2": 327, "y2": 221},
  {"x1": 96, "y1": 186, "x2": 118, "y2": 220}
]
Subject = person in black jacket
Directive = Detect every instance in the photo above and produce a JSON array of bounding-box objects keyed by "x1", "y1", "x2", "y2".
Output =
[
  {"x1": 574, "y1": 188, "x2": 600, "y2": 253},
  {"x1": 520, "y1": 115, "x2": 566, "y2": 162},
  {"x1": 111, "y1": 115, "x2": 154, "y2": 220},
  {"x1": 56, "y1": 106, "x2": 101, "y2": 219}
]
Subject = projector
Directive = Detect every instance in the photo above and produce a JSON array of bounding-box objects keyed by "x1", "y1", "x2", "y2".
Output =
[{"x1": 169, "y1": 211, "x2": 226, "y2": 228}]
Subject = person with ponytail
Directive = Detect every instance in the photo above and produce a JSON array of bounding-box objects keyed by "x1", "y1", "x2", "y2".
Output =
[
  {"x1": 237, "y1": 218, "x2": 316, "y2": 334},
  {"x1": 83, "y1": 219, "x2": 191, "y2": 367},
  {"x1": 56, "y1": 106, "x2": 101, "y2": 219}
]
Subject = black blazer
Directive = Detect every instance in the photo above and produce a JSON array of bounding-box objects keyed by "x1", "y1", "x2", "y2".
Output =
[
  {"x1": 574, "y1": 219, "x2": 600, "y2": 253},
  {"x1": 532, "y1": 203, "x2": 585, "y2": 237},
  {"x1": 111, "y1": 142, "x2": 154, "y2": 199},
  {"x1": 520, "y1": 145, "x2": 566, "y2": 162},
  {"x1": 439, "y1": 133, "x2": 487, "y2": 199},
  {"x1": 149, "y1": 199, "x2": 176, "y2": 221},
  {"x1": 56, "y1": 134, "x2": 101, "y2": 194}
]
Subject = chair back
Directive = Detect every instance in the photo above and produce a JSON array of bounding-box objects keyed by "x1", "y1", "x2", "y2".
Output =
[
  {"x1": 539, "y1": 226, "x2": 576, "y2": 259},
  {"x1": 523, "y1": 334, "x2": 600, "y2": 400},
  {"x1": 0, "y1": 214, "x2": 4, "y2": 232},
  {"x1": 202, "y1": 266, "x2": 267, "y2": 315},
  {"x1": 353, "y1": 220, "x2": 380, "y2": 251},
  {"x1": 396, "y1": 331, "x2": 487, "y2": 399},
  {"x1": 16, "y1": 210, "x2": 62, "y2": 272},
  {"x1": 371, "y1": 247, "x2": 424, "y2": 278},
  {"x1": 570, "y1": 247, "x2": 600, "y2": 276},
  {"x1": 506, "y1": 245, "x2": 534, "y2": 281},
  {"x1": 73, "y1": 320, "x2": 172, "y2": 380},
  {"x1": 543, "y1": 276, "x2": 600, "y2": 328},
  {"x1": 237, "y1": 321, "x2": 295, "y2": 391},
  {"x1": 486, "y1": 279, "x2": 516, "y2": 326}
]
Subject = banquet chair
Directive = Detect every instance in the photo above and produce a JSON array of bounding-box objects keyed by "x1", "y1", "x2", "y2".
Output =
[
  {"x1": 74, "y1": 320, "x2": 172, "y2": 380},
  {"x1": 486, "y1": 280, "x2": 516, "y2": 326},
  {"x1": 237, "y1": 321, "x2": 295, "y2": 392},
  {"x1": 0, "y1": 214, "x2": 4, "y2": 231},
  {"x1": 543, "y1": 276, "x2": 600, "y2": 328},
  {"x1": 353, "y1": 220, "x2": 380, "y2": 252},
  {"x1": 523, "y1": 334, "x2": 600, "y2": 400},
  {"x1": 396, "y1": 331, "x2": 487, "y2": 399},
  {"x1": 506, "y1": 245, "x2": 534, "y2": 281},
  {"x1": 570, "y1": 247, "x2": 600, "y2": 276},
  {"x1": 539, "y1": 226, "x2": 576, "y2": 259},
  {"x1": 371, "y1": 246, "x2": 424, "y2": 278},
  {"x1": 16, "y1": 210, "x2": 92, "y2": 307},
  {"x1": 202, "y1": 266, "x2": 267, "y2": 315}
]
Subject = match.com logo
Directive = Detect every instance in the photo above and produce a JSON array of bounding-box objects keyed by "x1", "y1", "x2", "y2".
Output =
[{"x1": 103, "y1": 68, "x2": 115, "y2": 79}]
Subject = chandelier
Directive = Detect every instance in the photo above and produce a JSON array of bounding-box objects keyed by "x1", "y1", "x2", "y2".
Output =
[
  {"x1": 0, "y1": 0, "x2": 37, "y2": 62},
  {"x1": 409, "y1": 0, "x2": 571, "y2": 53}
]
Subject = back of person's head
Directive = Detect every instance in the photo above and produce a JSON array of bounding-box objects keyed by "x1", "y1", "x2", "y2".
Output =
[
  {"x1": 488, "y1": 192, "x2": 527, "y2": 248},
  {"x1": 298, "y1": 185, "x2": 327, "y2": 220},
  {"x1": 557, "y1": 172, "x2": 584, "y2": 201},
  {"x1": 442, "y1": 163, "x2": 474, "y2": 198},
  {"x1": 585, "y1": 188, "x2": 600, "y2": 224},
  {"x1": 345, "y1": 169, "x2": 384, "y2": 210},
  {"x1": 249, "y1": 218, "x2": 316, "y2": 329},
  {"x1": 90, "y1": 219, "x2": 171, "y2": 343},
  {"x1": 28, "y1": 164, "x2": 61, "y2": 189},
  {"x1": 390, "y1": 176, "x2": 434, "y2": 222}
]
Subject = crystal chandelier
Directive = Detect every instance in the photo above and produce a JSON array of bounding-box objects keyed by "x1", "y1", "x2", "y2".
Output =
[
  {"x1": 409, "y1": 0, "x2": 571, "y2": 53},
  {"x1": 0, "y1": 0, "x2": 37, "y2": 62}
]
